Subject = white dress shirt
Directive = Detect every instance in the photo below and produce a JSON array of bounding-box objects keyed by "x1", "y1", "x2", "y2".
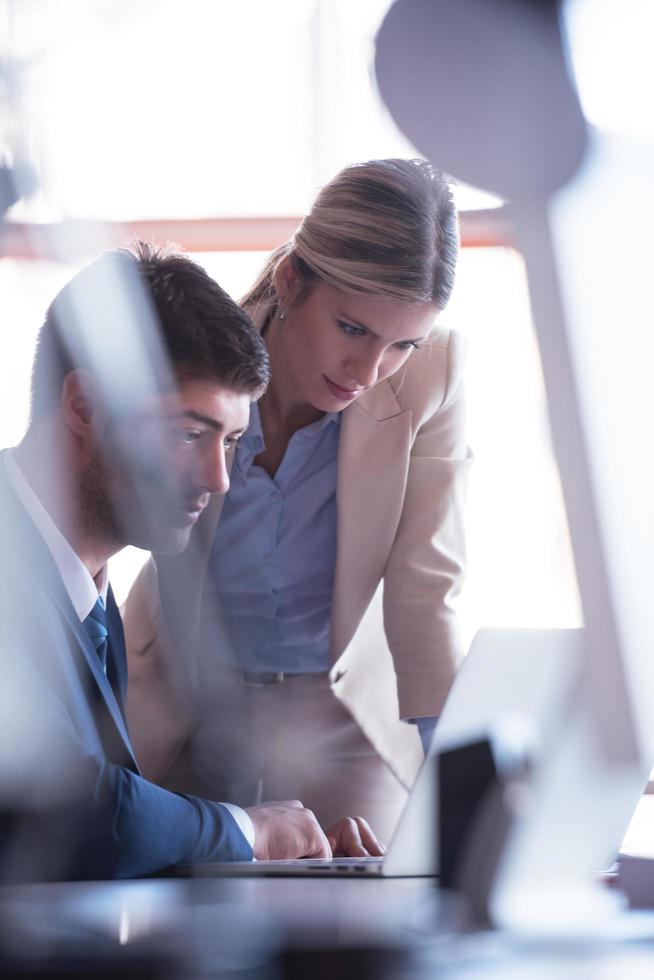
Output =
[
  {"x1": 4, "y1": 449, "x2": 109, "y2": 621},
  {"x1": 4, "y1": 449, "x2": 255, "y2": 849}
]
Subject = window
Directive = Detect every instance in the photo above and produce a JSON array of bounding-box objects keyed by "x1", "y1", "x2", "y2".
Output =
[{"x1": 1, "y1": 0, "x2": 580, "y2": 636}]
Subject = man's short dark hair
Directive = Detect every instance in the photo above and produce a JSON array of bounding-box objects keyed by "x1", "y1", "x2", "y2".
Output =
[{"x1": 30, "y1": 241, "x2": 270, "y2": 418}]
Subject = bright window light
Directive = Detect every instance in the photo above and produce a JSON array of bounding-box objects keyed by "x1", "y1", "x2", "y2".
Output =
[{"x1": 1, "y1": 0, "x2": 578, "y2": 638}]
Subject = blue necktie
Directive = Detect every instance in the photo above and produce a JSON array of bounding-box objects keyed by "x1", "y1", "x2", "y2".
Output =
[{"x1": 84, "y1": 596, "x2": 109, "y2": 672}]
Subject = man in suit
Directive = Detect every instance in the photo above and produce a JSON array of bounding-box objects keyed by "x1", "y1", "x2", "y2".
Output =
[{"x1": 0, "y1": 242, "x2": 383, "y2": 882}]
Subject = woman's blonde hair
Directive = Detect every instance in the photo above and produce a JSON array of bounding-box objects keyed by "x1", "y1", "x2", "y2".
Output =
[{"x1": 241, "y1": 158, "x2": 459, "y2": 330}]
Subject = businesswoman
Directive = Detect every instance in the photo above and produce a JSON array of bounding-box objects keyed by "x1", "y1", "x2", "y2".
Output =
[{"x1": 123, "y1": 158, "x2": 471, "y2": 841}]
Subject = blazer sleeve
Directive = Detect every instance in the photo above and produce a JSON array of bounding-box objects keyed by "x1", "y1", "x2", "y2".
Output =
[
  {"x1": 382, "y1": 329, "x2": 473, "y2": 720},
  {"x1": 70, "y1": 758, "x2": 253, "y2": 880}
]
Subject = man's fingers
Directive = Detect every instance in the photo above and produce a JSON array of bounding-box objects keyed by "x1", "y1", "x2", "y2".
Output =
[
  {"x1": 352, "y1": 816, "x2": 386, "y2": 857},
  {"x1": 325, "y1": 817, "x2": 387, "y2": 857},
  {"x1": 306, "y1": 818, "x2": 332, "y2": 859},
  {"x1": 329, "y1": 817, "x2": 367, "y2": 857},
  {"x1": 314, "y1": 817, "x2": 334, "y2": 860},
  {"x1": 247, "y1": 802, "x2": 388, "y2": 861},
  {"x1": 342, "y1": 819, "x2": 368, "y2": 856},
  {"x1": 246, "y1": 799, "x2": 330, "y2": 860}
]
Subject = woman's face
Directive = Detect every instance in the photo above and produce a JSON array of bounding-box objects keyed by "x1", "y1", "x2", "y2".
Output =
[{"x1": 271, "y1": 282, "x2": 440, "y2": 413}]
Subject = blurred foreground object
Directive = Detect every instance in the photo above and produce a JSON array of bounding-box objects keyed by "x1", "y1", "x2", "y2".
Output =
[
  {"x1": 376, "y1": 0, "x2": 654, "y2": 931},
  {"x1": 375, "y1": 0, "x2": 587, "y2": 201}
]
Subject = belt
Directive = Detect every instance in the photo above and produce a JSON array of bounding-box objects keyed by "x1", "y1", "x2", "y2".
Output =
[
  {"x1": 238, "y1": 669, "x2": 329, "y2": 687},
  {"x1": 239, "y1": 669, "x2": 286, "y2": 687}
]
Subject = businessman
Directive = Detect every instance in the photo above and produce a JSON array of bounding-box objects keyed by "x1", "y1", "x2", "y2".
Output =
[{"x1": 0, "y1": 242, "x2": 383, "y2": 881}]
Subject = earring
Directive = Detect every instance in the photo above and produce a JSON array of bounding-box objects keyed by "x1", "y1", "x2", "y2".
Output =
[{"x1": 278, "y1": 303, "x2": 287, "y2": 322}]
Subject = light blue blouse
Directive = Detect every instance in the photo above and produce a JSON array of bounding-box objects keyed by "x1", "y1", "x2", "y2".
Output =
[
  {"x1": 202, "y1": 401, "x2": 340, "y2": 674},
  {"x1": 202, "y1": 401, "x2": 438, "y2": 753}
]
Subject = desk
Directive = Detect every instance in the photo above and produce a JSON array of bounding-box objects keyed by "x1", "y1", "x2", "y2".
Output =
[{"x1": 3, "y1": 876, "x2": 654, "y2": 978}]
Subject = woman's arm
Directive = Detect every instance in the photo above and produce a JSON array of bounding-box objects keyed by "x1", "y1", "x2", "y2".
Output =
[{"x1": 383, "y1": 329, "x2": 473, "y2": 721}]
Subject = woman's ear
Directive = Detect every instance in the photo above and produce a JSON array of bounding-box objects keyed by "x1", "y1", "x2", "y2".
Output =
[
  {"x1": 273, "y1": 254, "x2": 300, "y2": 306},
  {"x1": 61, "y1": 370, "x2": 101, "y2": 440}
]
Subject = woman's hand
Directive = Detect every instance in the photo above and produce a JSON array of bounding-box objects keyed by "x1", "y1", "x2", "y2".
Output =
[{"x1": 325, "y1": 816, "x2": 387, "y2": 857}]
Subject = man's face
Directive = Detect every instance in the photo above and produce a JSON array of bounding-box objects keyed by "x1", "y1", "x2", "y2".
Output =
[{"x1": 92, "y1": 378, "x2": 250, "y2": 554}]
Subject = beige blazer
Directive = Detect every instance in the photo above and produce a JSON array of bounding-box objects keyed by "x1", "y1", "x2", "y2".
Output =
[{"x1": 123, "y1": 326, "x2": 472, "y2": 788}]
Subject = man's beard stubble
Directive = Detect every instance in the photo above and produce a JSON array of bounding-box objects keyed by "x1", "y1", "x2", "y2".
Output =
[
  {"x1": 76, "y1": 448, "x2": 125, "y2": 554},
  {"x1": 77, "y1": 441, "x2": 191, "y2": 556}
]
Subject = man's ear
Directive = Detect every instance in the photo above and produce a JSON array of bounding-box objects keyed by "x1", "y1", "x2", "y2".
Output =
[
  {"x1": 272, "y1": 254, "x2": 301, "y2": 307},
  {"x1": 61, "y1": 370, "x2": 101, "y2": 439}
]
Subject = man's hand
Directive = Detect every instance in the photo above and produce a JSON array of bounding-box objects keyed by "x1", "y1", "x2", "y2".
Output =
[
  {"x1": 325, "y1": 816, "x2": 387, "y2": 858},
  {"x1": 245, "y1": 800, "x2": 332, "y2": 861}
]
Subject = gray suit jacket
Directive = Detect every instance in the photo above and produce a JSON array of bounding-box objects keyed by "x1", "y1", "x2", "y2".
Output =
[{"x1": 0, "y1": 455, "x2": 252, "y2": 881}]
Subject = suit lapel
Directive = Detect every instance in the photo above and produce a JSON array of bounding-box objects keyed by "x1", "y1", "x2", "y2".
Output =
[
  {"x1": 48, "y1": 576, "x2": 140, "y2": 773},
  {"x1": 331, "y1": 380, "x2": 413, "y2": 660}
]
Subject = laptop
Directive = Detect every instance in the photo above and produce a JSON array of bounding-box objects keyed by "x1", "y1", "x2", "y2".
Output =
[{"x1": 177, "y1": 627, "x2": 580, "y2": 878}]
